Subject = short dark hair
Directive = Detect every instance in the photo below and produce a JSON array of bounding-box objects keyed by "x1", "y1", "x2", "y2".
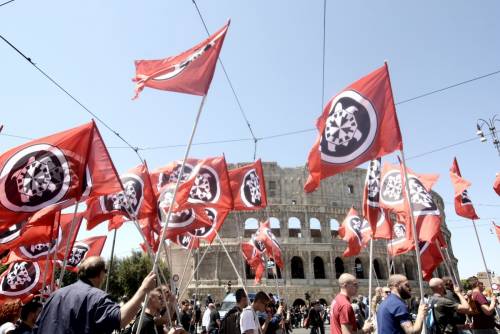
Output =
[
  {"x1": 78, "y1": 256, "x2": 106, "y2": 280},
  {"x1": 468, "y1": 276, "x2": 480, "y2": 288},
  {"x1": 254, "y1": 291, "x2": 271, "y2": 304},
  {"x1": 20, "y1": 301, "x2": 42, "y2": 321},
  {"x1": 235, "y1": 288, "x2": 247, "y2": 303}
]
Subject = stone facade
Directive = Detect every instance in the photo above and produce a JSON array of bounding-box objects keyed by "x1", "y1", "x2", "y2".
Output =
[{"x1": 170, "y1": 162, "x2": 459, "y2": 305}]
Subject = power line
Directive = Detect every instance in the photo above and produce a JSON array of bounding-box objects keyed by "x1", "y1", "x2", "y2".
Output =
[
  {"x1": 0, "y1": 34, "x2": 145, "y2": 164},
  {"x1": 190, "y1": 0, "x2": 258, "y2": 160},
  {"x1": 0, "y1": 0, "x2": 14, "y2": 7}
]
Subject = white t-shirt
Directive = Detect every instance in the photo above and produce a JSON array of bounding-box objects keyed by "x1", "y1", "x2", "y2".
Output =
[
  {"x1": 202, "y1": 308, "x2": 211, "y2": 328},
  {"x1": 240, "y1": 306, "x2": 261, "y2": 334},
  {"x1": 0, "y1": 322, "x2": 15, "y2": 334}
]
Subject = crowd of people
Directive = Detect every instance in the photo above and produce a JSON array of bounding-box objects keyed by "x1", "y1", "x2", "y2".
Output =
[{"x1": 0, "y1": 256, "x2": 499, "y2": 334}]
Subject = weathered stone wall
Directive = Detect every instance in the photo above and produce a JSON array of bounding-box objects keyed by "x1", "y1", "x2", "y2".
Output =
[{"x1": 170, "y1": 162, "x2": 459, "y2": 304}]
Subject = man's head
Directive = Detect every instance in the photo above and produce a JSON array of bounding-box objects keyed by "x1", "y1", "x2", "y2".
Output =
[
  {"x1": 429, "y1": 278, "x2": 446, "y2": 296},
  {"x1": 375, "y1": 287, "x2": 383, "y2": 297},
  {"x1": 19, "y1": 300, "x2": 42, "y2": 327},
  {"x1": 78, "y1": 256, "x2": 107, "y2": 288},
  {"x1": 468, "y1": 276, "x2": 484, "y2": 292},
  {"x1": 442, "y1": 276, "x2": 454, "y2": 291},
  {"x1": 387, "y1": 274, "x2": 412, "y2": 300},
  {"x1": 338, "y1": 273, "x2": 358, "y2": 297},
  {"x1": 252, "y1": 291, "x2": 272, "y2": 312},
  {"x1": 382, "y1": 287, "x2": 391, "y2": 298},
  {"x1": 208, "y1": 303, "x2": 215, "y2": 310},
  {"x1": 235, "y1": 288, "x2": 248, "y2": 308},
  {"x1": 147, "y1": 288, "x2": 164, "y2": 314},
  {"x1": 181, "y1": 300, "x2": 190, "y2": 312}
]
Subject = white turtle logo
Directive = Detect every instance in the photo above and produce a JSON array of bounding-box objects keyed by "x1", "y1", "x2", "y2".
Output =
[
  {"x1": 380, "y1": 170, "x2": 404, "y2": 206},
  {"x1": 101, "y1": 174, "x2": 144, "y2": 217},
  {"x1": 0, "y1": 144, "x2": 71, "y2": 212},
  {"x1": 1, "y1": 261, "x2": 40, "y2": 296},
  {"x1": 366, "y1": 159, "x2": 381, "y2": 204},
  {"x1": 19, "y1": 226, "x2": 62, "y2": 259},
  {"x1": 320, "y1": 90, "x2": 378, "y2": 164},
  {"x1": 188, "y1": 166, "x2": 220, "y2": 204},
  {"x1": 67, "y1": 244, "x2": 89, "y2": 267},
  {"x1": 241, "y1": 169, "x2": 262, "y2": 207}
]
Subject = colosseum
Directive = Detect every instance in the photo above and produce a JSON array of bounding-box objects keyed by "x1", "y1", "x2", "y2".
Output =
[{"x1": 170, "y1": 161, "x2": 459, "y2": 306}]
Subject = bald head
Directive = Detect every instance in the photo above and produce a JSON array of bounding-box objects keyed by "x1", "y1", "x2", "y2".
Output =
[
  {"x1": 429, "y1": 278, "x2": 446, "y2": 295},
  {"x1": 338, "y1": 273, "x2": 356, "y2": 287},
  {"x1": 387, "y1": 274, "x2": 407, "y2": 288},
  {"x1": 78, "y1": 256, "x2": 106, "y2": 280}
]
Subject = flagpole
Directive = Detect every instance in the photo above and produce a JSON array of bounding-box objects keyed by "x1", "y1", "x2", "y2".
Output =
[
  {"x1": 434, "y1": 240, "x2": 456, "y2": 284},
  {"x1": 385, "y1": 240, "x2": 392, "y2": 278},
  {"x1": 178, "y1": 244, "x2": 211, "y2": 300},
  {"x1": 105, "y1": 228, "x2": 118, "y2": 293},
  {"x1": 137, "y1": 95, "x2": 208, "y2": 334},
  {"x1": 58, "y1": 202, "x2": 81, "y2": 286},
  {"x1": 368, "y1": 238, "x2": 374, "y2": 319},
  {"x1": 41, "y1": 213, "x2": 57, "y2": 300},
  {"x1": 177, "y1": 242, "x2": 196, "y2": 295},
  {"x1": 471, "y1": 219, "x2": 493, "y2": 287},
  {"x1": 442, "y1": 247, "x2": 459, "y2": 287},
  {"x1": 215, "y1": 231, "x2": 248, "y2": 297},
  {"x1": 399, "y1": 150, "x2": 425, "y2": 302}
]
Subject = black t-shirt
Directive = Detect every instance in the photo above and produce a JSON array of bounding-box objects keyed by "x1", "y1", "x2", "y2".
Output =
[
  {"x1": 132, "y1": 313, "x2": 157, "y2": 334},
  {"x1": 12, "y1": 322, "x2": 32, "y2": 334},
  {"x1": 444, "y1": 289, "x2": 466, "y2": 325},
  {"x1": 208, "y1": 309, "x2": 221, "y2": 331},
  {"x1": 431, "y1": 295, "x2": 459, "y2": 334},
  {"x1": 181, "y1": 311, "x2": 192, "y2": 331}
]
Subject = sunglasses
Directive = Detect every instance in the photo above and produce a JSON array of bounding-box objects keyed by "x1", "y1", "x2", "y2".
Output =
[{"x1": 384, "y1": 291, "x2": 391, "y2": 294}]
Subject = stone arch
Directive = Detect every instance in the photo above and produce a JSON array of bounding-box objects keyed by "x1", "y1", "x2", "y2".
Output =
[
  {"x1": 355, "y1": 258, "x2": 364, "y2": 279},
  {"x1": 310, "y1": 217, "x2": 322, "y2": 238},
  {"x1": 269, "y1": 217, "x2": 281, "y2": 237},
  {"x1": 292, "y1": 298, "x2": 306, "y2": 307},
  {"x1": 404, "y1": 260, "x2": 415, "y2": 280},
  {"x1": 313, "y1": 256, "x2": 326, "y2": 279},
  {"x1": 291, "y1": 256, "x2": 305, "y2": 279},
  {"x1": 244, "y1": 217, "x2": 258, "y2": 237},
  {"x1": 373, "y1": 259, "x2": 386, "y2": 280},
  {"x1": 330, "y1": 219, "x2": 340, "y2": 238},
  {"x1": 334, "y1": 257, "x2": 344, "y2": 279},
  {"x1": 288, "y1": 217, "x2": 302, "y2": 238}
]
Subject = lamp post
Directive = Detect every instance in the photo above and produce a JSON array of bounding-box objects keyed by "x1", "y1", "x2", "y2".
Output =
[{"x1": 476, "y1": 115, "x2": 500, "y2": 155}]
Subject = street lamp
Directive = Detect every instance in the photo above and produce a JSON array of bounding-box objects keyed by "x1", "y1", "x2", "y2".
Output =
[{"x1": 476, "y1": 115, "x2": 500, "y2": 155}]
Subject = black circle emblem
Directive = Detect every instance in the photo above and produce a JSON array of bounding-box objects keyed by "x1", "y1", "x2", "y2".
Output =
[
  {"x1": 0, "y1": 261, "x2": 40, "y2": 296},
  {"x1": 177, "y1": 234, "x2": 192, "y2": 248},
  {"x1": 101, "y1": 174, "x2": 144, "y2": 217},
  {"x1": 161, "y1": 209, "x2": 196, "y2": 229},
  {"x1": 461, "y1": 190, "x2": 472, "y2": 205},
  {"x1": 157, "y1": 163, "x2": 194, "y2": 191},
  {"x1": 348, "y1": 216, "x2": 363, "y2": 242},
  {"x1": 380, "y1": 169, "x2": 404, "y2": 207},
  {"x1": 320, "y1": 90, "x2": 378, "y2": 164},
  {"x1": 0, "y1": 221, "x2": 27, "y2": 245},
  {"x1": 251, "y1": 234, "x2": 266, "y2": 252},
  {"x1": 189, "y1": 166, "x2": 220, "y2": 204},
  {"x1": 19, "y1": 226, "x2": 62, "y2": 259},
  {"x1": 241, "y1": 169, "x2": 262, "y2": 207},
  {"x1": 392, "y1": 222, "x2": 407, "y2": 241},
  {"x1": 188, "y1": 208, "x2": 217, "y2": 238},
  {"x1": 408, "y1": 178, "x2": 438, "y2": 213},
  {"x1": 67, "y1": 243, "x2": 90, "y2": 267},
  {"x1": 0, "y1": 144, "x2": 71, "y2": 212},
  {"x1": 366, "y1": 159, "x2": 381, "y2": 203}
]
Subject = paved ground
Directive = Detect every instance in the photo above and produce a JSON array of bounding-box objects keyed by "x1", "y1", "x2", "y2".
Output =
[{"x1": 291, "y1": 325, "x2": 330, "y2": 334}]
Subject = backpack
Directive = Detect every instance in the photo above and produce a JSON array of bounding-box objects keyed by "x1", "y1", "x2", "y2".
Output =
[
  {"x1": 220, "y1": 306, "x2": 242, "y2": 334},
  {"x1": 425, "y1": 298, "x2": 439, "y2": 334}
]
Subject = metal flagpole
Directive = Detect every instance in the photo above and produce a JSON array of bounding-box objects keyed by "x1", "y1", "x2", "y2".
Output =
[
  {"x1": 105, "y1": 228, "x2": 118, "y2": 293},
  {"x1": 177, "y1": 243, "x2": 196, "y2": 295},
  {"x1": 179, "y1": 244, "x2": 211, "y2": 300},
  {"x1": 442, "y1": 247, "x2": 459, "y2": 287},
  {"x1": 137, "y1": 94, "x2": 208, "y2": 334},
  {"x1": 399, "y1": 150, "x2": 425, "y2": 302},
  {"x1": 368, "y1": 238, "x2": 374, "y2": 319},
  {"x1": 58, "y1": 202, "x2": 81, "y2": 286},
  {"x1": 215, "y1": 231, "x2": 249, "y2": 297},
  {"x1": 41, "y1": 213, "x2": 57, "y2": 299},
  {"x1": 471, "y1": 219, "x2": 493, "y2": 287}
]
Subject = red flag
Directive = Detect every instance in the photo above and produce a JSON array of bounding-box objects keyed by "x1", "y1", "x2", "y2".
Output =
[
  {"x1": 386, "y1": 212, "x2": 414, "y2": 257},
  {"x1": 3, "y1": 212, "x2": 83, "y2": 264},
  {"x1": 0, "y1": 122, "x2": 121, "y2": 231},
  {"x1": 86, "y1": 163, "x2": 157, "y2": 230},
  {"x1": 338, "y1": 208, "x2": 372, "y2": 257},
  {"x1": 420, "y1": 241, "x2": 444, "y2": 281},
  {"x1": 494, "y1": 173, "x2": 500, "y2": 196},
  {"x1": 229, "y1": 159, "x2": 267, "y2": 211},
  {"x1": 241, "y1": 241, "x2": 265, "y2": 284},
  {"x1": 0, "y1": 260, "x2": 53, "y2": 302},
  {"x1": 64, "y1": 236, "x2": 107, "y2": 272},
  {"x1": 450, "y1": 158, "x2": 479, "y2": 220},
  {"x1": 493, "y1": 221, "x2": 500, "y2": 242},
  {"x1": 254, "y1": 221, "x2": 284, "y2": 269},
  {"x1": 133, "y1": 21, "x2": 230, "y2": 98},
  {"x1": 373, "y1": 209, "x2": 393, "y2": 240},
  {"x1": 363, "y1": 158, "x2": 382, "y2": 233},
  {"x1": 379, "y1": 162, "x2": 441, "y2": 242},
  {"x1": 304, "y1": 64, "x2": 403, "y2": 193}
]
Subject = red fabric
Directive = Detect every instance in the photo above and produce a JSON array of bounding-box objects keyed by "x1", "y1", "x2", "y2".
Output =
[
  {"x1": 450, "y1": 158, "x2": 479, "y2": 220},
  {"x1": 493, "y1": 222, "x2": 500, "y2": 242},
  {"x1": 373, "y1": 209, "x2": 393, "y2": 240},
  {"x1": 420, "y1": 241, "x2": 444, "y2": 281},
  {"x1": 338, "y1": 208, "x2": 371, "y2": 257},
  {"x1": 254, "y1": 220, "x2": 284, "y2": 269},
  {"x1": 494, "y1": 173, "x2": 500, "y2": 196},
  {"x1": 386, "y1": 212, "x2": 414, "y2": 257},
  {"x1": 65, "y1": 236, "x2": 107, "y2": 272},
  {"x1": 0, "y1": 260, "x2": 53, "y2": 302},
  {"x1": 241, "y1": 241, "x2": 265, "y2": 284},
  {"x1": 362, "y1": 158, "x2": 382, "y2": 233},
  {"x1": 3, "y1": 212, "x2": 83, "y2": 264},
  {"x1": 304, "y1": 64, "x2": 403, "y2": 193},
  {"x1": 133, "y1": 21, "x2": 230, "y2": 98},
  {"x1": 0, "y1": 122, "x2": 121, "y2": 231},
  {"x1": 330, "y1": 294, "x2": 357, "y2": 334},
  {"x1": 229, "y1": 159, "x2": 267, "y2": 211}
]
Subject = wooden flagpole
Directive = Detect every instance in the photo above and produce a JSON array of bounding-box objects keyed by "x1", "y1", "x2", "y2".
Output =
[
  {"x1": 137, "y1": 95, "x2": 208, "y2": 333},
  {"x1": 471, "y1": 219, "x2": 493, "y2": 287},
  {"x1": 178, "y1": 244, "x2": 211, "y2": 300},
  {"x1": 58, "y1": 202, "x2": 81, "y2": 286},
  {"x1": 215, "y1": 231, "x2": 249, "y2": 297},
  {"x1": 105, "y1": 228, "x2": 118, "y2": 293},
  {"x1": 41, "y1": 212, "x2": 58, "y2": 299},
  {"x1": 367, "y1": 238, "x2": 374, "y2": 318}
]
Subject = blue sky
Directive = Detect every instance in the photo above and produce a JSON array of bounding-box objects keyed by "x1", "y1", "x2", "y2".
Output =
[{"x1": 1, "y1": 1, "x2": 499, "y2": 279}]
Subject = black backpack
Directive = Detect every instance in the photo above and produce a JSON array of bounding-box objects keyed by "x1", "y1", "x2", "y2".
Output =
[{"x1": 219, "y1": 306, "x2": 242, "y2": 334}]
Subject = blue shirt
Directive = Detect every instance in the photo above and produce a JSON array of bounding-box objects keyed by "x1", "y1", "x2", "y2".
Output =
[
  {"x1": 376, "y1": 294, "x2": 412, "y2": 334},
  {"x1": 33, "y1": 280, "x2": 121, "y2": 334}
]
